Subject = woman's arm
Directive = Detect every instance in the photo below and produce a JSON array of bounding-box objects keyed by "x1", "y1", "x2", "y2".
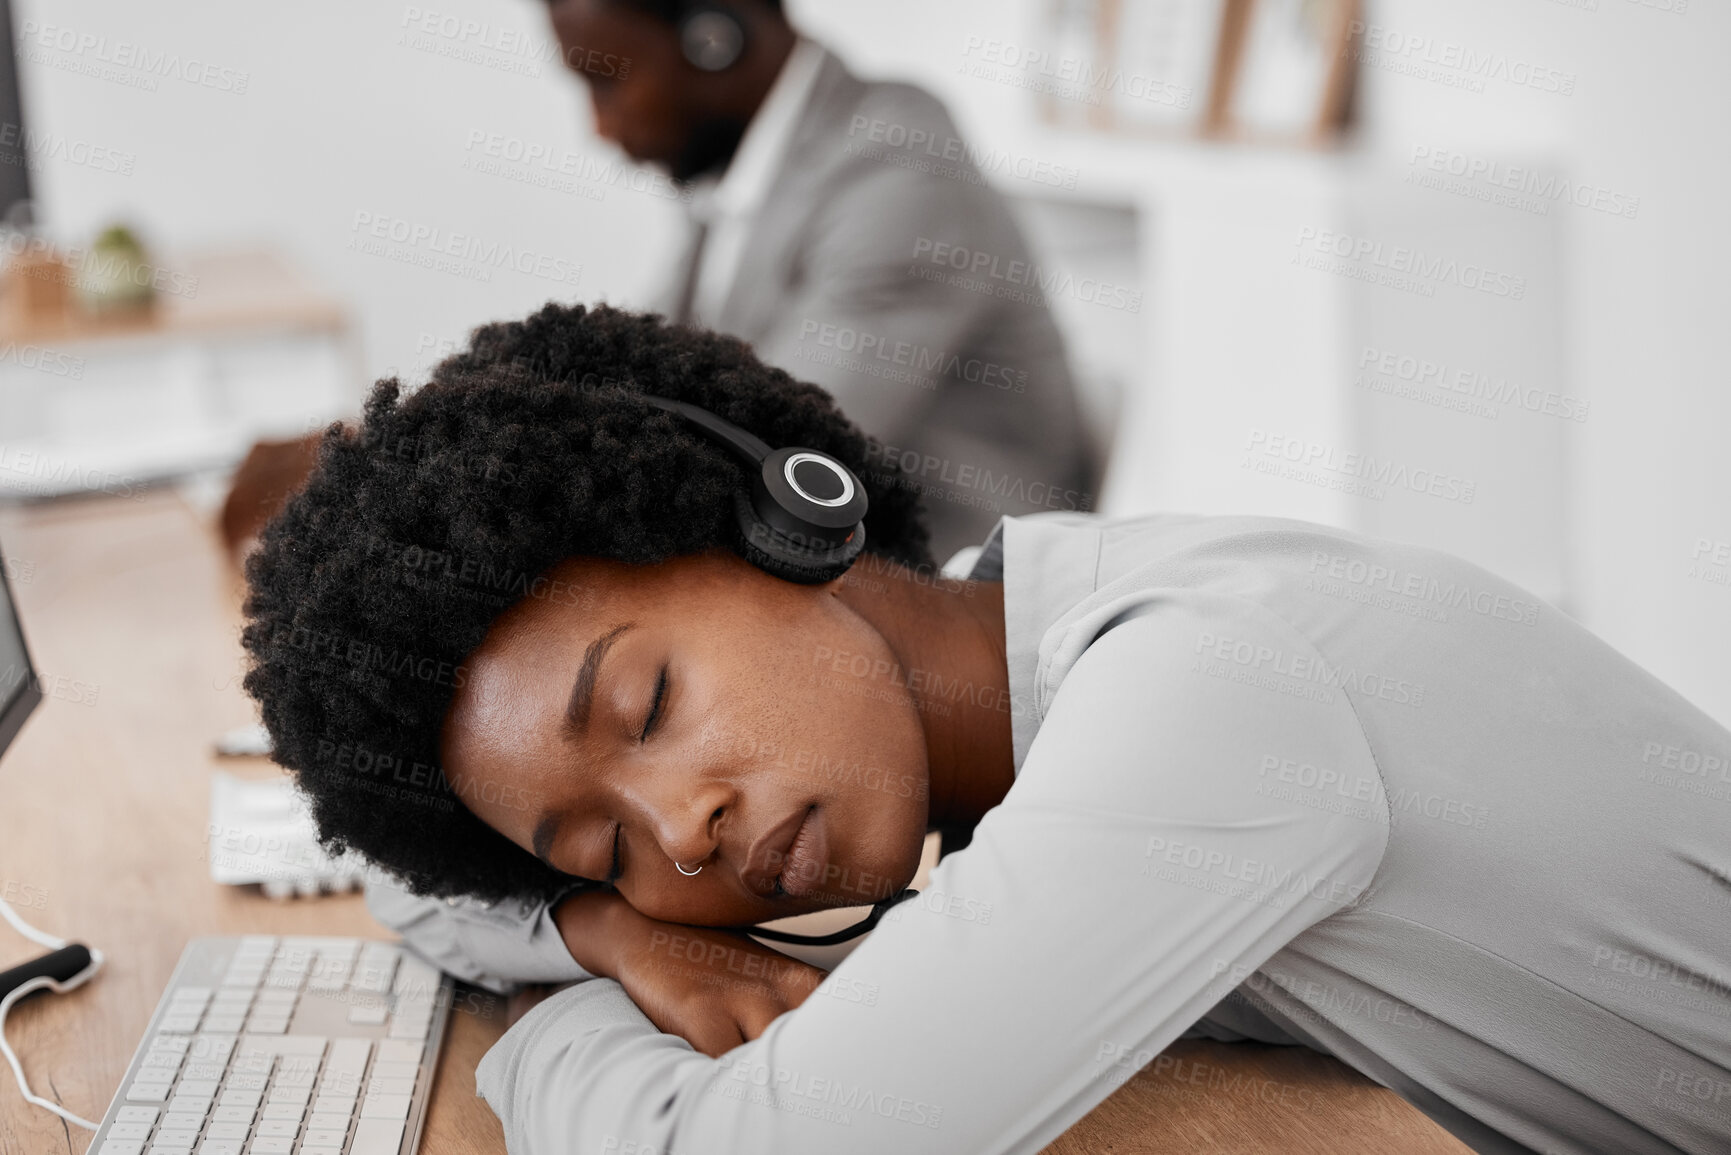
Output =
[
  {"x1": 368, "y1": 877, "x2": 830, "y2": 1047},
  {"x1": 363, "y1": 879, "x2": 595, "y2": 995},
  {"x1": 475, "y1": 594, "x2": 1393, "y2": 1154}
]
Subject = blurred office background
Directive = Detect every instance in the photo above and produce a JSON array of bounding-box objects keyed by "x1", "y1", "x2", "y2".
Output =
[{"x1": 3, "y1": 0, "x2": 1727, "y2": 723}]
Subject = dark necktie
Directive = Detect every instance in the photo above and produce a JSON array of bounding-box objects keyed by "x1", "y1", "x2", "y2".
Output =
[{"x1": 672, "y1": 218, "x2": 711, "y2": 326}]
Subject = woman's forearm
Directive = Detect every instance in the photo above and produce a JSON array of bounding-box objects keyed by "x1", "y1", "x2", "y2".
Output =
[{"x1": 553, "y1": 888, "x2": 632, "y2": 978}]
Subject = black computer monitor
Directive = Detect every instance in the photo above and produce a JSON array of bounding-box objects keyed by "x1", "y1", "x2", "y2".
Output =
[
  {"x1": 0, "y1": 0, "x2": 32, "y2": 227},
  {"x1": 0, "y1": 536, "x2": 41, "y2": 758}
]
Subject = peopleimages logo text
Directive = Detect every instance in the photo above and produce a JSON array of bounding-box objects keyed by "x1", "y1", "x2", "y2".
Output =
[{"x1": 1294, "y1": 228, "x2": 1527, "y2": 300}]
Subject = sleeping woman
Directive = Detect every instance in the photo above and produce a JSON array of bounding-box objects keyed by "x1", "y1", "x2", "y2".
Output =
[{"x1": 241, "y1": 302, "x2": 1731, "y2": 1155}]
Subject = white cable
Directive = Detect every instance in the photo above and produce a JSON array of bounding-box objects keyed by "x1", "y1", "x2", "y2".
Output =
[{"x1": 0, "y1": 895, "x2": 105, "y2": 1131}]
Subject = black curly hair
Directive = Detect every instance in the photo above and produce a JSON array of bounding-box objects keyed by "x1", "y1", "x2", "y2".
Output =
[{"x1": 241, "y1": 303, "x2": 931, "y2": 905}]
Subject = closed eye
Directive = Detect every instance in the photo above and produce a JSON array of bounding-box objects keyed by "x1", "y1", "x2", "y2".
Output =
[{"x1": 639, "y1": 666, "x2": 668, "y2": 742}]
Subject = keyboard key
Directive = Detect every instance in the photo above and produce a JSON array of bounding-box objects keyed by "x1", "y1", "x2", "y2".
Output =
[
  {"x1": 204, "y1": 1123, "x2": 250, "y2": 1140},
  {"x1": 191, "y1": 1036, "x2": 237, "y2": 1062},
  {"x1": 226, "y1": 1073, "x2": 269, "y2": 1092},
  {"x1": 392, "y1": 955, "x2": 439, "y2": 997},
  {"x1": 388, "y1": 1016, "x2": 430, "y2": 1040},
  {"x1": 178, "y1": 1080, "x2": 221, "y2": 1098},
  {"x1": 155, "y1": 1130, "x2": 201, "y2": 1147},
  {"x1": 359, "y1": 1093, "x2": 411, "y2": 1122},
  {"x1": 196, "y1": 1139, "x2": 243, "y2": 1155},
  {"x1": 325, "y1": 1038, "x2": 370, "y2": 1076},
  {"x1": 366, "y1": 1077, "x2": 415, "y2": 1096},
  {"x1": 260, "y1": 1103, "x2": 305, "y2": 1121},
  {"x1": 140, "y1": 1052, "x2": 183, "y2": 1073},
  {"x1": 346, "y1": 1004, "x2": 387, "y2": 1025},
  {"x1": 165, "y1": 1096, "x2": 212, "y2": 1117},
  {"x1": 348, "y1": 1117, "x2": 406, "y2": 1155},
  {"x1": 162, "y1": 1112, "x2": 206, "y2": 1130},
  {"x1": 311, "y1": 1095, "x2": 355, "y2": 1117},
  {"x1": 202, "y1": 1015, "x2": 246, "y2": 1033},
  {"x1": 298, "y1": 1148, "x2": 343, "y2": 1155},
  {"x1": 126, "y1": 1082, "x2": 172, "y2": 1102},
  {"x1": 244, "y1": 1036, "x2": 327, "y2": 1058},
  {"x1": 349, "y1": 954, "x2": 397, "y2": 994},
  {"x1": 255, "y1": 1120, "x2": 300, "y2": 1138},
  {"x1": 307, "y1": 1112, "x2": 350, "y2": 1130},
  {"x1": 107, "y1": 1122, "x2": 153, "y2": 1139},
  {"x1": 183, "y1": 1062, "x2": 226, "y2": 1081},
  {"x1": 247, "y1": 1017, "x2": 289, "y2": 1035},
  {"x1": 318, "y1": 1072, "x2": 361, "y2": 1097},
  {"x1": 266, "y1": 1086, "x2": 311, "y2": 1107},
  {"x1": 246, "y1": 1140, "x2": 294, "y2": 1154},
  {"x1": 211, "y1": 1106, "x2": 257, "y2": 1123},
  {"x1": 272, "y1": 1068, "x2": 317, "y2": 1089},
  {"x1": 116, "y1": 1107, "x2": 159, "y2": 1124},
  {"x1": 375, "y1": 1040, "x2": 421, "y2": 1065},
  {"x1": 302, "y1": 1130, "x2": 348, "y2": 1148},
  {"x1": 149, "y1": 1035, "x2": 191, "y2": 1053},
  {"x1": 97, "y1": 1140, "x2": 144, "y2": 1155},
  {"x1": 218, "y1": 1089, "x2": 262, "y2": 1110}
]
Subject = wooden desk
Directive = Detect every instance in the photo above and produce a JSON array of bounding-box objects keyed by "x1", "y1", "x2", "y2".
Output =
[{"x1": 0, "y1": 492, "x2": 1470, "y2": 1155}]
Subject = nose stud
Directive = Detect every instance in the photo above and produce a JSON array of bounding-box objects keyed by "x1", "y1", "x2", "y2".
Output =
[{"x1": 675, "y1": 861, "x2": 703, "y2": 876}]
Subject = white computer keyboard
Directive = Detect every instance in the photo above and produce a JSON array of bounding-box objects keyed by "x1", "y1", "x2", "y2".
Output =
[{"x1": 85, "y1": 935, "x2": 453, "y2": 1155}]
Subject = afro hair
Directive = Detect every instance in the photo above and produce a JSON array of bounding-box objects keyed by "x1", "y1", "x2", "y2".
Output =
[{"x1": 241, "y1": 302, "x2": 931, "y2": 905}]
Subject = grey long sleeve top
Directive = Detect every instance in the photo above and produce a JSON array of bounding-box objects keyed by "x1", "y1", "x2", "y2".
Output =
[{"x1": 377, "y1": 512, "x2": 1731, "y2": 1155}]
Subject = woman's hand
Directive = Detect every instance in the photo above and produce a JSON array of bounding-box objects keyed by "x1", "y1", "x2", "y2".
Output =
[{"x1": 553, "y1": 889, "x2": 827, "y2": 1057}]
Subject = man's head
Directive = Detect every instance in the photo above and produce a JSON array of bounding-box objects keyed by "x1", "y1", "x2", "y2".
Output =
[
  {"x1": 549, "y1": 0, "x2": 794, "y2": 182},
  {"x1": 241, "y1": 304, "x2": 935, "y2": 922}
]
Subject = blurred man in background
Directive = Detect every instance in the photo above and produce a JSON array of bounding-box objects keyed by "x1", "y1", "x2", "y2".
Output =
[
  {"x1": 549, "y1": 0, "x2": 1094, "y2": 559},
  {"x1": 223, "y1": 0, "x2": 1095, "y2": 564}
]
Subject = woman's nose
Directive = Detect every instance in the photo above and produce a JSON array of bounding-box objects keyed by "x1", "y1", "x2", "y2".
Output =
[{"x1": 643, "y1": 777, "x2": 732, "y2": 870}]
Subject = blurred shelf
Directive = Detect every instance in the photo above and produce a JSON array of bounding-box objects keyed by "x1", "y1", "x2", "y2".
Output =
[{"x1": 0, "y1": 248, "x2": 362, "y2": 501}]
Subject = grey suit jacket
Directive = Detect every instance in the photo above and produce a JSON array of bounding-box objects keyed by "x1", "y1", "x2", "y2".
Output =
[{"x1": 665, "y1": 49, "x2": 1095, "y2": 560}]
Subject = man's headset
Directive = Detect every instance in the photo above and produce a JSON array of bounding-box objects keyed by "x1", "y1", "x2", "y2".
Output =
[
  {"x1": 677, "y1": 3, "x2": 749, "y2": 72},
  {"x1": 639, "y1": 393, "x2": 921, "y2": 943}
]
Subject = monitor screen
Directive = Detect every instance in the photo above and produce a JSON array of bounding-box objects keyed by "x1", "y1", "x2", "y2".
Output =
[{"x1": 0, "y1": 536, "x2": 41, "y2": 759}]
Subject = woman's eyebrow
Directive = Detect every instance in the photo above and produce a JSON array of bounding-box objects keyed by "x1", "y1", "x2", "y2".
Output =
[{"x1": 565, "y1": 621, "x2": 634, "y2": 738}]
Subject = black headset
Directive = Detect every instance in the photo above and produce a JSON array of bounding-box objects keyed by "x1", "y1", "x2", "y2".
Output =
[
  {"x1": 677, "y1": 3, "x2": 749, "y2": 72},
  {"x1": 640, "y1": 393, "x2": 923, "y2": 943},
  {"x1": 641, "y1": 394, "x2": 869, "y2": 584}
]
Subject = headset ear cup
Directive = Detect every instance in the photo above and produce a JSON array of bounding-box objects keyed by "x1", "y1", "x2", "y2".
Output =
[{"x1": 731, "y1": 490, "x2": 865, "y2": 584}]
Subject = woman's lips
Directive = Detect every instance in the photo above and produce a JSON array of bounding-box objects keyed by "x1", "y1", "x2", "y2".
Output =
[
  {"x1": 743, "y1": 805, "x2": 816, "y2": 898},
  {"x1": 775, "y1": 806, "x2": 829, "y2": 900}
]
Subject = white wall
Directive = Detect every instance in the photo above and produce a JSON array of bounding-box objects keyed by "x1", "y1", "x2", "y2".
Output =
[
  {"x1": 1347, "y1": 0, "x2": 1731, "y2": 725},
  {"x1": 15, "y1": 0, "x2": 1730, "y2": 722},
  {"x1": 799, "y1": 0, "x2": 1731, "y2": 723},
  {"x1": 15, "y1": 0, "x2": 682, "y2": 382}
]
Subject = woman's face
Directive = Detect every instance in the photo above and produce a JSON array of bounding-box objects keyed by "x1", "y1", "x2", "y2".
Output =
[{"x1": 442, "y1": 551, "x2": 933, "y2": 927}]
